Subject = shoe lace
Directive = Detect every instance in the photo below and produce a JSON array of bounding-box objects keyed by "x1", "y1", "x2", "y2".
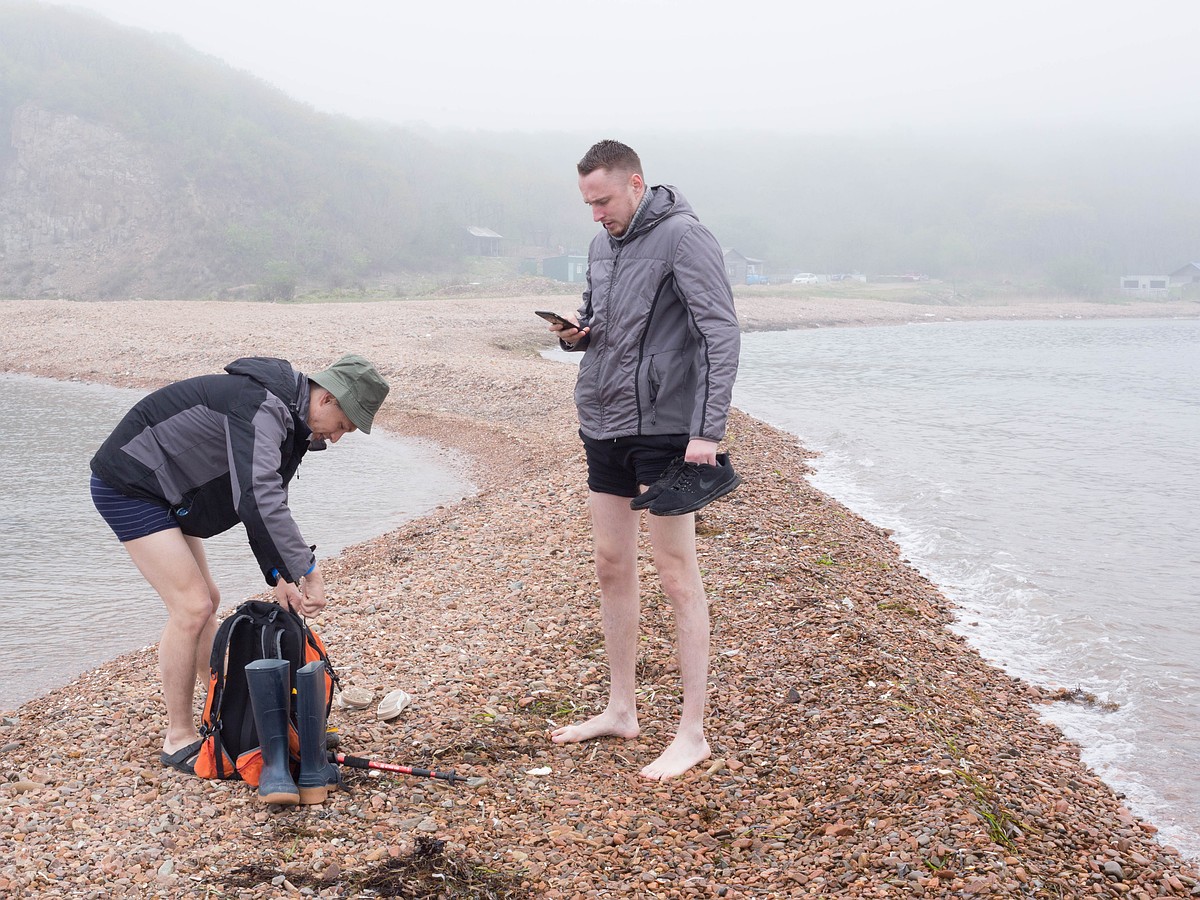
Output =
[{"x1": 671, "y1": 462, "x2": 704, "y2": 491}]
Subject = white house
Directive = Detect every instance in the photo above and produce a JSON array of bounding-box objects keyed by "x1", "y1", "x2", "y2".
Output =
[{"x1": 1119, "y1": 274, "x2": 1170, "y2": 295}]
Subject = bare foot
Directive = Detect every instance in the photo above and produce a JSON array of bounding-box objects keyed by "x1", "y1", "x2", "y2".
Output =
[
  {"x1": 639, "y1": 732, "x2": 710, "y2": 780},
  {"x1": 549, "y1": 708, "x2": 639, "y2": 744}
]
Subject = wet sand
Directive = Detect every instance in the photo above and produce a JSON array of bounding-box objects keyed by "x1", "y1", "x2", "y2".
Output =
[{"x1": 1, "y1": 294, "x2": 1198, "y2": 898}]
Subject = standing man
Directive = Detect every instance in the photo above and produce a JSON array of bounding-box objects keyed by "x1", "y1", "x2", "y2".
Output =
[
  {"x1": 548, "y1": 140, "x2": 741, "y2": 780},
  {"x1": 90, "y1": 354, "x2": 389, "y2": 774}
]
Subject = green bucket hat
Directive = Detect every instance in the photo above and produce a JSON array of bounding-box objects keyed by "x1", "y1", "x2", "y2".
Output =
[{"x1": 310, "y1": 354, "x2": 390, "y2": 433}]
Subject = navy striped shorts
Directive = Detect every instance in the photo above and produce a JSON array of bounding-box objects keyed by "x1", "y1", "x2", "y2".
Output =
[{"x1": 90, "y1": 474, "x2": 178, "y2": 542}]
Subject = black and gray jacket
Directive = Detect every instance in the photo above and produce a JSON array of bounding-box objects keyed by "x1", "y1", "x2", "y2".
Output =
[
  {"x1": 90, "y1": 357, "x2": 317, "y2": 585},
  {"x1": 566, "y1": 185, "x2": 740, "y2": 442}
]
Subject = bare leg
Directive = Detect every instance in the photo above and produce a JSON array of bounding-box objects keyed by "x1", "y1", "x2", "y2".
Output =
[
  {"x1": 124, "y1": 529, "x2": 220, "y2": 756},
  {"x1": 183, "y1": 535, "x2": 221, "y2": 683},
  {"x1": 641, "y1": 511, "x2": 712, "y2": 780},
  {"x1": 551, "y1": 491, "x2": 642, "y2": 744}
]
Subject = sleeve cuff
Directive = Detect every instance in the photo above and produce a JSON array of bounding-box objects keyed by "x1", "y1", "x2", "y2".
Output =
[{"x1": 271, "y1": 562, "x2": 314, "y2": 583}]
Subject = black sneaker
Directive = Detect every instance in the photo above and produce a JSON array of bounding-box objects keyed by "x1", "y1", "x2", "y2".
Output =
[
  {"x1": 648, "y1": 452, "x2": 742, "y2": 516},
  {"x1": 630, "y1": 456, "x2": 687, "y2": 510}
]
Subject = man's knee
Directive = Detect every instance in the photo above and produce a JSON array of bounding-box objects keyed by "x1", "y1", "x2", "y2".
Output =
[
  {"x1": 657, "y1": 562, "x2": 705, "y2": 605},
  {"x1": 664, "y1": 586, "x2": 707, "y2": 614},
  {"x1": 594, "y1": 544, "x2": 636, "y2": 580},
  {"x1": 654, "y1": 548, "x2": 695, "y2": 585},
  {"x1": 165, "y1": 587, "x2": 219, "y2": 631}
]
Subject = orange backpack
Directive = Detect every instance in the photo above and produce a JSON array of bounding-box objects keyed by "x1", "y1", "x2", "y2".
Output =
[{"x1": 194, "y1": 600, "x2": 335, "y2": 785}]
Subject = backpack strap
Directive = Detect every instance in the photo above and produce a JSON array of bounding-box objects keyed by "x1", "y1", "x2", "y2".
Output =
[{"x1": 197, "y1": 607, "x2": 257, "y2": 780}]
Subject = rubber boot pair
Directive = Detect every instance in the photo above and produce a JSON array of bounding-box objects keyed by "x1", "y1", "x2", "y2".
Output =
[{"x1": 244, "y1": 659, "x2": 341, "y2": 806}]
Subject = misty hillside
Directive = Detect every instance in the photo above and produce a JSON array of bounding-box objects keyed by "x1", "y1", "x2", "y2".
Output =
[
  {"x1": 0, "y1": 1, "x2": 586, "y2": 300},
  {"x1": 2, "y1": 0, "x2": 1199, "y2": 301}
]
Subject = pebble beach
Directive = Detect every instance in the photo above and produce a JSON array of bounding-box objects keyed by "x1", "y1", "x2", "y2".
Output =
[{"x1": 2, "y1": 293, "x2": 1199, "y2": 899}]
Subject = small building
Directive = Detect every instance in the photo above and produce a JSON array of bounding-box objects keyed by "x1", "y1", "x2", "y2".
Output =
[
  {"x1": 1119, "y1": 274, "x2": 1170, "y2": 295},
  {"x1": 465, "y1": 226, "x2": 503, "y2": 257},
  {"x1": 543, "y1": 254, "x2": 588, "y2": 284},
  {"x1": 723, "y1": 248, "x2": 766, "y2": 285},
  {"x1": 1170, "y1": 262, "x2": 1200, "y2": 286}
]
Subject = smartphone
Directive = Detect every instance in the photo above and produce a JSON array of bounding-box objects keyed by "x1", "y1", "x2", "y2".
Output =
[{"x1": 535, "y1": 310, "x2": 579, "y2": 330}]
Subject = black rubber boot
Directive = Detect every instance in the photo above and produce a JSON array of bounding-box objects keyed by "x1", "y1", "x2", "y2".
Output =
[
  {"x1": 244, "y1": 658, "x2": 300, "y2": 806},
  {"x1": 295, "y1": 660, "x2": 341, "y2": 804}
]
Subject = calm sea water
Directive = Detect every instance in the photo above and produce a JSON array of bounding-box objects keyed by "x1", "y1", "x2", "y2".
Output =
[
  {"x1": 733, "y1": 317, "x2": 1200, "y2": 860},
  {"x1": 0, "y1": 374, "x2": 470, "y2": 711}
]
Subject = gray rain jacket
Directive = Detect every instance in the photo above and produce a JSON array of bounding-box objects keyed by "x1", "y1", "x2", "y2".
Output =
[
  {"x1": 90, "y1": 357, "x2": 317, "y2": 585},
  {"x1": 566, "y1": 185, "x2": 740, "y2": 442}
]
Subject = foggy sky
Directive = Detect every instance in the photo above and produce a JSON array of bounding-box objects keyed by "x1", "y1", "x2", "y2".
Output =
[{"x1": 47, "y1": 0, "x2": 1200, "y2": 134}]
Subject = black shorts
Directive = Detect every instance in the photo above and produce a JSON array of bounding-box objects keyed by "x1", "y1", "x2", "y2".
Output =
[{"x1": 581, "y1": 432, "x2": 689, "y2": 498}]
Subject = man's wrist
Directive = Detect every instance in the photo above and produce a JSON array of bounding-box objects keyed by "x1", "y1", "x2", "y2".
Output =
[{"x1": 271, "y1": 562, "x2": 315, "y2": 583}]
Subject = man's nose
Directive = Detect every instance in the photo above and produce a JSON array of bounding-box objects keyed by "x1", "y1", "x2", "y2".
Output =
[
  {"x1": 593, "y1": 207, "x2": 604, "y2": 222},
  {"x1": 329, "y1": 431, "x2": 343, "y2": 443}
]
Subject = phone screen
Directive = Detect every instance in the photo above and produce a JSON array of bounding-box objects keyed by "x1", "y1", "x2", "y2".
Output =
[{"x1": 535, "y1": 311, "x2": 574, "y2": 328}]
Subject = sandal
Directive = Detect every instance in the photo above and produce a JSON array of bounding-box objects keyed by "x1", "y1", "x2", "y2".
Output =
[
  {"x1": 377, "y1": 689, "x2": 412, "y2": 721},
  {"x1": 159, "y1": 738, "x2": 204, "y2": 775}
]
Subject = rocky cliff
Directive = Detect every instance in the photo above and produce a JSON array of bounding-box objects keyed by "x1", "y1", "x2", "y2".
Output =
[{"x1": 0, "y1": 102, "x2": 221, "y2": 300}]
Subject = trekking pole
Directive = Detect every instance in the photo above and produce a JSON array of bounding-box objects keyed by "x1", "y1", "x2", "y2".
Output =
[{"x1": 329, "y1": 751, "x2": 469, "y2": 784}]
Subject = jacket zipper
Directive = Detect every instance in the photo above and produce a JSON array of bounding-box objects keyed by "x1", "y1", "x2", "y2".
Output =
[{"x1": 601, "y1": 245, "x2": 624, "y2": 433}]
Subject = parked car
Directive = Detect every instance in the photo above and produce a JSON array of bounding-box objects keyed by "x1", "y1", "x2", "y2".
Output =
[
  {"x1": 746, "y1": 274, "x2": 771, "y2": 285},
  {"x1": 792, "y1": 273, "x2": 819, "y2": 284}
]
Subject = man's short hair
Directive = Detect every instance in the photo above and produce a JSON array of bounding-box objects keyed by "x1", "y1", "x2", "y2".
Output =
[{"x1": 578, "y1": 140, "x2": 643, "y2": 177}]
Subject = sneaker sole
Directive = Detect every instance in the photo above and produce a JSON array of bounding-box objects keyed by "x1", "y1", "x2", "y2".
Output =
[{"x1": 648, "y1": 474, "x2": 742, "y2": 516}]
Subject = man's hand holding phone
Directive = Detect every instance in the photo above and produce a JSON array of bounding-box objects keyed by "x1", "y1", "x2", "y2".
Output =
[{"x1": 536, "y1": 310, "x2": 589, "y2": 345}]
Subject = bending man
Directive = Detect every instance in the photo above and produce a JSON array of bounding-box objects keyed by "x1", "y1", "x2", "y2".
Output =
[{"x1": 90, "y1": 354, "x2": 389, "y2": 774}]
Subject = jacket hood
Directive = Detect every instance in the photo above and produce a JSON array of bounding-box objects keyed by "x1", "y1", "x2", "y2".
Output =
[
  {"x1": 614, "y1": 184, "x2": 695, "y2": 245},
  {"x1": 224, "y1": 357, "x2": 304, "y2": 411}
]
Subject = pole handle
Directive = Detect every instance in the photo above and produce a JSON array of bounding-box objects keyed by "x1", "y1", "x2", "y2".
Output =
[{"x1": 330, "y1": 751, "x2": 468, "y2": 784}]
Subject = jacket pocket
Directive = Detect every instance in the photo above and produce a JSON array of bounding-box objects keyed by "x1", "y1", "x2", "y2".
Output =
[
  {"x1": 643, "y1": 348, "x2": 692, "y2": 432},
  {"x1": 174, "y1": 478, "x2": 239, "y2": 538}
]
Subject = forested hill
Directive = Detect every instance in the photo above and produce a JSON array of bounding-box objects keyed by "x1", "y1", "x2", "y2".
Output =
[
  {"x1": 0, "y1": 1, "x2": 585, "y2": 300},
  {"x1": 2, "y1": 0, "x2": 1199, "y2": 301}
]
